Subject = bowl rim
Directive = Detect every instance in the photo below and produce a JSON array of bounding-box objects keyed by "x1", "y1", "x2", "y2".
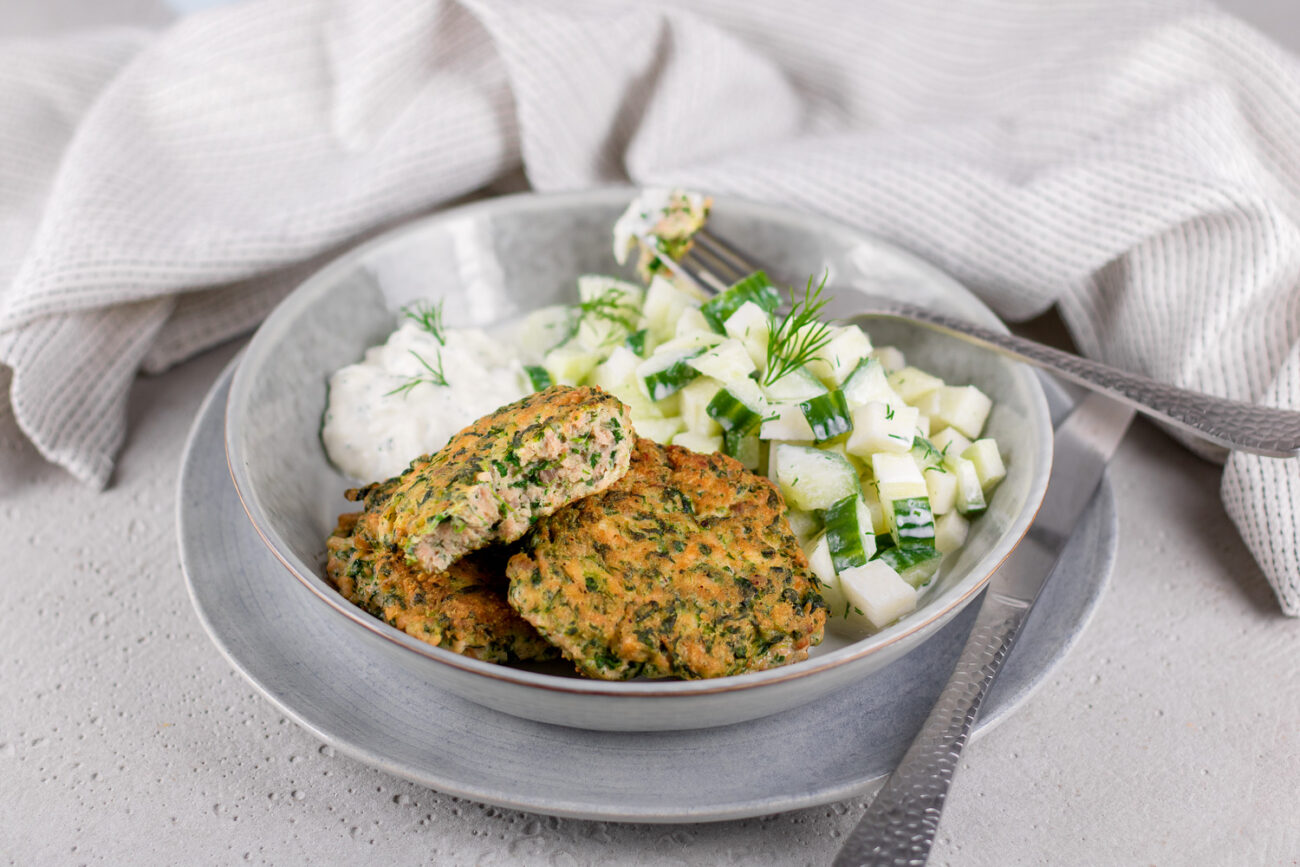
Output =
[{"x1": 224, "y1": 186, "x2": 1052, "y2": 699}]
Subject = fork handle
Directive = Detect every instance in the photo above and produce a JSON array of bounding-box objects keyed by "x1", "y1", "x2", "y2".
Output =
[
  {"x1": 854, "y1": 301, "x2": 1300, "y2": 457},
  {"x1": 831, "y1": 592, "x2": 1030, "y2": 867}
]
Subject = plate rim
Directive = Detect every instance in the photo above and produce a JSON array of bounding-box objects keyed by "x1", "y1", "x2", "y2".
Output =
[{"x1": 222, "y1": 187, "x2": 1054, "y2": 704}]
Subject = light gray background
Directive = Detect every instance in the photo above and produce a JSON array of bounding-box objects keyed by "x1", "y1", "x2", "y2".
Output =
[{"x1": 3, "y1": 2, "x2": 1299, "y2": 865}]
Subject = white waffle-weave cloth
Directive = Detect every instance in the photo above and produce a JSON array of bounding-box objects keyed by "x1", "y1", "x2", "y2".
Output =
[{"x1": 2, "y1": 0, "x2": 1299, "y2": 613}]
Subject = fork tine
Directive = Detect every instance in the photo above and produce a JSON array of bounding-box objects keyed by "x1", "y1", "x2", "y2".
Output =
[
  {"x1": 671, "y1": 248, "x2": 731, "y2": 294},
  {"x1": 695, "y1": 229, "x2": 761, "y2": 277},
  {"x1": 685, "y1": 240, "x2": 748, "y2": 285}
]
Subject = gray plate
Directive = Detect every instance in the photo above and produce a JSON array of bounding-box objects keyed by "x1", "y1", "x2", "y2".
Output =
[{"x1": 181, "y1": 361, "x2": 1116, "y2": 823}]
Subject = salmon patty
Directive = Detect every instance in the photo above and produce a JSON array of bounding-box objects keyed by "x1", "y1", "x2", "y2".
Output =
[
  {"x1": 351, "y1": 385, "x2": 635, "y2": 573},
  {"x1": 506, "y1": 438, "x2": 827, "y2": 680},
  {"x1": 326, "y1": 512, "x2": 556, "y2": 664}
]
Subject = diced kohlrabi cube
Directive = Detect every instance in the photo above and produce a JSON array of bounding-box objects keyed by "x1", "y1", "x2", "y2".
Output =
[
  {"x1": 962, "y1": 438, "x2": 1006, "y2": 490},
  {"x1": 672, "y1": 430, "x2": 723, "y2": 454},
  {"x1": 642, "y1": 275, "x2": 701, "y2": 341},
  {"x1": 687, "y1": 339, "x2": 756, "y2": 382},
  {"x1": 887, "y1": 366, "x2": 944, "y2": 403},
  {"x1": 870, "y1": 452, "x2": 928, "y2": 501},
  {"x1": 806, "y1": 325, "x2": 874, "y2": 386},
  {"x1": 839, "y1": 560, "x2": 918, "y2": 630},
  {"x1": 679, "y1": 377, "x2": 723, "y2": 436},
  {"x1": 634, "y1": 417, "x2": 685, "y2": 445},
  {"x1": 723, "y1": 301, "x2": 771, "y2": 368},
  {"x1": 935, "y1": 385, "x2": 992, "y2": 438},
  {"x1": 761, "y1": 403, "x2": 816, "y2": 442},
  {"x1": 934, "y1": 510, "x2": 970, "y2": 554},
  {"x1": 846, "y1": 401, "x2": 919, "y2": 456},
  {"x1": 924, "y1": 466, "x2": 958, "y2": 515},
  {"x1": 871, "y1": 346, "x2": 906, "y2": 372}
]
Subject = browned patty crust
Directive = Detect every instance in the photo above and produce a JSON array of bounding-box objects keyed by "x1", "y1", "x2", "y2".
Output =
[
  {"x1": 351, "y1": 385, "x2": 634, "y2": 573},
  {"x1": 326, "y1": 512, "x2": 556, "y2": 664},
  {"x1": 505, "y1": 438, "x2": 827, "y2": 680}
]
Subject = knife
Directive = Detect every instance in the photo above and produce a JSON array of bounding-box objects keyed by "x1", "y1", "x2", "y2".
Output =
[{"x1": 832, "y1": 391, "x2": 1137, "y2": 867}]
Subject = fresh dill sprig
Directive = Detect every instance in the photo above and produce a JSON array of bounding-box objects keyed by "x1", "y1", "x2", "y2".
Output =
[
  {"x1": 558, "y1": 287, "x2": 641, "y2": 348},
  {"x1": 761, "y1": 273, "x2": 834, "y2": 386},
  {"x1": 384, "y1": 349, "x2": 448, "y2": 397},
  {"x1": 402, "y1": 299, "x2": 447, "y2": 345}
]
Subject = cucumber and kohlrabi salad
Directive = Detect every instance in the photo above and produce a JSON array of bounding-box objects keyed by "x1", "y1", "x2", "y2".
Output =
[{"x1": 514, "y1": 264, "x2": 1007, "y2": 637}]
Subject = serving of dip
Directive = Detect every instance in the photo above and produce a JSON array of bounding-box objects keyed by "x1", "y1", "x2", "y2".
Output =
[{"x1": 321, "y1": 319, "x2": 529, "y2": 481}]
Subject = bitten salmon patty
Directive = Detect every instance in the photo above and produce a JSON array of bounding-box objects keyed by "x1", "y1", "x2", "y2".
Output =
[
  {"x1": 505, "y1": 439, "x2": 827, "y2": 680},
  {"x1": 352, "y1": 385, "x2": 635, "y2": 573},
  {"x1": 326, "y1": 512, "x2": 556, "y2": 664}
]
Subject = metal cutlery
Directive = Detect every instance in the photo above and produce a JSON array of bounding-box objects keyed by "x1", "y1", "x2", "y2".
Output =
[{"x1": 667, "y1": 228, "x2": 1300, "y2": 457}]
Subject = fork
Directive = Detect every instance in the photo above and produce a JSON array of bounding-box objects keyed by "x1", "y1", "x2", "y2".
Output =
[{"x1": 658, "y1": 227, "x2": 1300, "y2": 457}]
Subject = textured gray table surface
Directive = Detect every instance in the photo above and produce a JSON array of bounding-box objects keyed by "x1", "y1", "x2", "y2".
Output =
[{"x1": 4, "y1": 2, "x2": 1300, "y2": 864}]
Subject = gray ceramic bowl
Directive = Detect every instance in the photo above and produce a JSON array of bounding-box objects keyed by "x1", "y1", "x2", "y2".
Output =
[{"x1": 225, "y1": 189, "x2": 1052, "y2": 732}]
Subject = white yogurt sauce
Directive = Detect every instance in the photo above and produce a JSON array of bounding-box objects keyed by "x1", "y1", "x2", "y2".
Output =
[{"x1": 322, "y1": 322, "x2": 529, "y2": 482}]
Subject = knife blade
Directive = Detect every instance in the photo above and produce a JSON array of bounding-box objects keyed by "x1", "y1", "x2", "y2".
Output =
[{"x1": 833, "y1": 391, "x2": 1137, "y2": 867}]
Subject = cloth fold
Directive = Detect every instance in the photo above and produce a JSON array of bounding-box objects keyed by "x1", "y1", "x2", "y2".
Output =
[{"x1": 3, "y1": 0, "x2": 1299, "y2": 614}]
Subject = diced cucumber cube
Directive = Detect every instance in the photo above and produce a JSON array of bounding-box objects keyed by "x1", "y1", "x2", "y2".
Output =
[
  {"x1": 924, "y1": 467, "x2": 957, "y2": 515},
  {"x1": 544, "y1": 343, "x2": 600, "y2": 385},
  {"x1": 634, "y1": 417, "x2": 686, "y2": 445},
  {"x1": 886, "y1": 496, "x2": 936, "y2": 546},
  {"x1": 949, "y1": 457, "x2": 987, "y2": 516},
  {"x1": 524, "y1": 365, "x2": 552, "y2": 391},
  {"x1": 888, "y1": 366, "x2": 944, "y2": 403},
  {"x1": 762, "y1": 366, "x2": 828, "y2": 403},
  {"x1": 637, "y1": 348, "x2": 703, "y2": 401},
  {"x1": 679, "y1": 377, "x2": 723, "y2": 435},
  {"x1": 642, "y1": 275, "x2": 701, "y2": 341},
  {"x1": 688, "y1": 339, "x2": 756, "y2": 382},
  {"x1": 625, "y1": 328, "x2": 649, "y2": 357},
  {"x1": 761, "y1": 403, "x2": 816, "y2": 442},
  {"x1": 806, "y1": 325, "x2": 873, "y2": 386},
  {"x1": 877, "y1": 544, "x2": 943, "y2": 589},
  {"x1": 962, "y1": 438, "x2": 1006, "y2": 491},
  {"x1": 700, "y1": 271, "x2": 781, "y2": 332},
  {"x1": 936, "y1": 385, "x2": 992, "y2": 439},
  {"x1": 723, "y1": 430, "x2": 761, "y2": 469},
  {"x1": 847, "y1": 401, "x2": 918, "y2": 456},
  {"x1": 934, "y1": 510, "x2": 970, "y2": 554},
  {"x1": 723, "y1": 301, "x2": 771, "y2": 368},
  {"x1": 819, "y1": 494, "x2": 878, "y2": 571},
  {"x1": 841, "y1": 357, "x2": 903, "y2": 408},
  {"x1": 708, "y1": 388, "x2": 764, "y2": 435},
  {"x1": 871, "y1": 346, "x2": 906, "y2": 373},
  {"x1": 871, "y1": 452, "x2": 928, "y2": 501},
  {"x1": 773, "y1": 444, "x2": 861, "y2": 511},
  {"x1": 839, "y1": 560, "x2": 918, "y2": 630},
  {"x1": 787, "y1": 509, "x2": 824, "y2": 547},
  {"x1": 672, "y1": 430, "x2": 723, "y2": 454},
  {"x1": 800, "y1": 389, "x2": 854, "y2": 443}
]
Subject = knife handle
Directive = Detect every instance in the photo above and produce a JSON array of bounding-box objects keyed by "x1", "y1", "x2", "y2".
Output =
[{"x1": 831, "y1": 593, "x2": 1032, "y2": 867}]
